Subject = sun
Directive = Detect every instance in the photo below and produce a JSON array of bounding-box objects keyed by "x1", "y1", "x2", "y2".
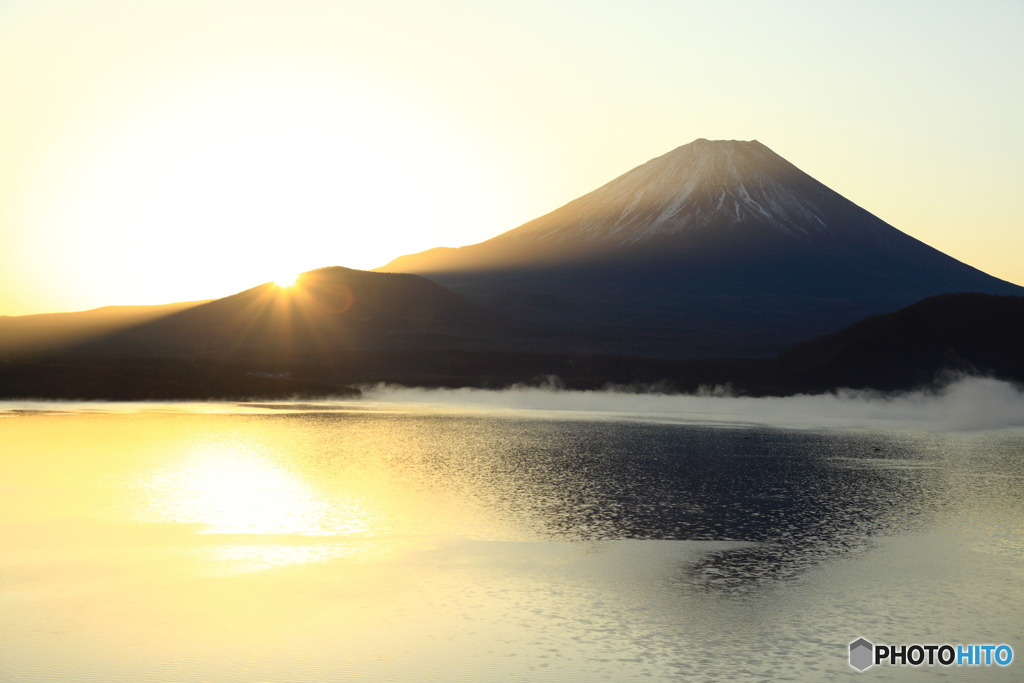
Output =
[{"x1": 274, "y1": 272, "x2": 299, "y2": 288}]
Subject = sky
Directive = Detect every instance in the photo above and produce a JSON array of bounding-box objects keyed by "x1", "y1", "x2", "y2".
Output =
[{"x1": 1, "y1": 0, "x2": 1021, "y2": 316}]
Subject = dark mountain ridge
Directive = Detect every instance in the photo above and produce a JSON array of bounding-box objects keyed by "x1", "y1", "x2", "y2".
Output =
[
  {"x1": 65, "y1": 266, "x2": 535, "y2": 362},
  {"x1": 0, "y1": 300, "x2": 209, "y2": 357},
  {"x1": 773, "y1": 292, "x2": 1024, "y2": 391},
  {"x1": 4, "y1": 289, "x2": 1021, "y2": 400}
]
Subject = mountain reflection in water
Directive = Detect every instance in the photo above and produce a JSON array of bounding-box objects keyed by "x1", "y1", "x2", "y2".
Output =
[{"x1": 1, "y1": 402, "x2": 1021, "y2": 681}]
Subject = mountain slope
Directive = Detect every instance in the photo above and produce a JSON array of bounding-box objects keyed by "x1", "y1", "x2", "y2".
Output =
[
  {"x1": 0, "y1": 301, "x2": 209, "y2": 358},
  {"x1": 772, "y1": 292, "x2": 1024, "y2": 391},
  {"x1": 74, "y1": 266, "x2": 521, "y2": 360},
  {"x1": 379, "y1": 140, "x2": 1023, "y2": 356}
]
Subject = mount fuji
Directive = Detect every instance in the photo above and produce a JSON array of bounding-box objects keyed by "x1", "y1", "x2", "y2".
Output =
[{"x1": 379, "y1": 139, "x2": 1023, "y2": 356}]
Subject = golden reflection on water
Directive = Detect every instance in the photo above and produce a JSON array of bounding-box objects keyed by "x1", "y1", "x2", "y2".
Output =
[
  {"x1": 138, "y1": 444, "x2": 365, "y2": 535},
  {"x1": 135, "y1": 441, "x2": 381, "y2": 572}
]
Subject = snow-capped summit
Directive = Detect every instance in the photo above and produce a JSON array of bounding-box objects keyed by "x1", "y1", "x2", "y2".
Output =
[{"x1": 508, "y1": 138, "x2": 842, "y2": 246}]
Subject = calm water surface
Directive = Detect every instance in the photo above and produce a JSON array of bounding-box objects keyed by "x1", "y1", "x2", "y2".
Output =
[{"x1": 1, "y1": 400, "x2": 1022, "y2": 681}]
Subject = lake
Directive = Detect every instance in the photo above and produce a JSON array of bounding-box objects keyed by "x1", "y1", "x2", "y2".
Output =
[{"x1": 2, "y1": 380, "x2": 1023, "y2": 681}]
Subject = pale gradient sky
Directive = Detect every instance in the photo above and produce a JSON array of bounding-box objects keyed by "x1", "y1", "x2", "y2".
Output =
[{"x1": 1, "y1": 0, "x2": 1021, "y2": 315}]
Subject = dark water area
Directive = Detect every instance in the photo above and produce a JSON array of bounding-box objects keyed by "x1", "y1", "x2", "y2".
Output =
[
  {"x1": 292, "y1": 412, "x2": 1022, "y2": 591},
  {"x1": 1, "y1": 400, "x2": 1022, "y2": 680}
]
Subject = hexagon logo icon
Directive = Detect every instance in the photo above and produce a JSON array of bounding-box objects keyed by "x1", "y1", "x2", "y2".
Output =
[{"x1": 849, "y1": 638, "x2": 874, "y2": 671}]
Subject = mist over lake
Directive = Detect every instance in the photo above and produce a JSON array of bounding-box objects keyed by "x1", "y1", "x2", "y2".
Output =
[{"x1": 2, "y1": 381, "x2": 1022, "y2": 681}]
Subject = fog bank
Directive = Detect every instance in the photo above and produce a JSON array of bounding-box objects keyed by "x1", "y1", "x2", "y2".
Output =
[
  {"x1": 363, "y1": 376, "x2": 1024, "y2": 431},
  {"x1": 3, "y1": 376, "x2": 1023, "y2": 431}
]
